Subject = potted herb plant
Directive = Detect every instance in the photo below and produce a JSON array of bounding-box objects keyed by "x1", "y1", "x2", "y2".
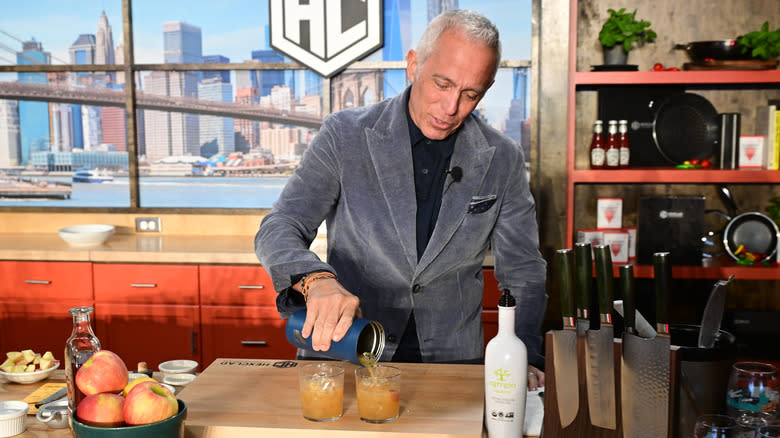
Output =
[
  {"x1": 598, "y1": 8, "x2": 657, "y2": 65},
  {"x1": 737, "y1": 22, "x2": 780, "y2": 61}
]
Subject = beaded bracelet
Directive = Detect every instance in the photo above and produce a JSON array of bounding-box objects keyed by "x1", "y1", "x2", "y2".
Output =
[{"x1": 300, "y1": 271, "x2": 337, "y2": 301}]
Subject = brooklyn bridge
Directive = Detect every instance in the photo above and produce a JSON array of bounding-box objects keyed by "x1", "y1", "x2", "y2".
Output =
[{"x1": 0, "y1": 81, "x2": 323, "y2": 129}]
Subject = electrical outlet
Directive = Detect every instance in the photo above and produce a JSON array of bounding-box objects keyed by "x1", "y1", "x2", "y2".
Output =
[{"x1": 135, "y1": 217, "x2": 162, "y2": 233}]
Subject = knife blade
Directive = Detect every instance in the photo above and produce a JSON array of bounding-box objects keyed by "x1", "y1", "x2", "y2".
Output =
[
  {"x1": 585, "y1": 245, "x2": 617, "y2": 430},
  {"x1": 621, "y1": 254, "x2": 671, "y2": 438},
  {"x1": 697, "y1": 274, "x2": 734, "y2": 348},
  {"x1": 551, "y1": 248, "x2": 580, "y2": 428},
  {"x1": 34, "y1": 386, "x2": 67, "y2": 408},
  {"x1": 574, "y1": 242, "x2": 592, "y2": 336},
  {"x1": 613, "y1": 300, "x2": 656, "y2": 339}
]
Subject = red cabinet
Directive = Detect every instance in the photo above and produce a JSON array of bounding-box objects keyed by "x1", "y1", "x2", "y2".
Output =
[
  {"x1": 200, "y1": 306, "x2": 296, "y2": 367},
  {"x1": 199, "y1": 265, "x2": 294, "y2": 367},
  {"x1": 0, "y1": 261, "x2": 93, "y2": 355},
  {"x1": 92, "y1": 264, "x2": 201, "y2": 371}
]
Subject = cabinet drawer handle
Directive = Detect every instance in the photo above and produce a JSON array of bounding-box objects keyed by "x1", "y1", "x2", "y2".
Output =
[
  {"x1": 240, "y1": 340, "x2": 268, "y2": 346},
  {"x1": 25, "y1": 279, "x2": 51, "y2": 285},
  {"x1": 130, "y1": 283, "x2": 157, "y2": 288},
  {"x1": 238, "y1": 285, "x2": 264, "y2": 290}
]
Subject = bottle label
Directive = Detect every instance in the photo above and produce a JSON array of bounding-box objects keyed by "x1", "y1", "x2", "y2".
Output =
[
  {"x1": 606, "y1": 149, "x2": 620, "y2": 167},
  {"x1": 486, "y1": 367, "x2": 520, "y2": 423},
  {"x1": 620, "y1": 147, "x2": 630, "y2": 166},
  {"x1": 591, "y1": 148, "x2": 605, "y2": 166}
]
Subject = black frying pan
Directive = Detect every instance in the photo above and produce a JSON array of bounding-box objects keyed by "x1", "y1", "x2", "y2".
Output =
[
  {"x1": 674, "y1": 40, "x2": 754, "y2": 62},
  {"x1": 705, "y1": 186, "x2": 780, "y2": 263},
  {"x1": 651, "y1": 93, "x2": 719, "y2": 165}
]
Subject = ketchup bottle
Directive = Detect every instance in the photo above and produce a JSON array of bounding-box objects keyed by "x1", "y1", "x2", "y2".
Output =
[
  {"x1": 618, "y1": 119, "x2": 631, "y2": 168},
  {"x1": 605, "y1": 120, "x2": 619, "y2": 169},
  {"x1": 589, "y1": 120, "x2": 605, "y2": 169}
]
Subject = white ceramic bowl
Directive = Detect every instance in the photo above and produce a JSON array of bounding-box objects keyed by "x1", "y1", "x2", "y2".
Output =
[
  {"x1": 0, "y1": 360, "x2": 60, "y2": 384},
  {"x1": 0, "y1": 400, "x2": 28, "y2": 437},
  {"x1": 58, "y1": 224, "x2": 115, "y2": 247},
  {"x1": 163, "y1": 373, "x2": 196, "y2": 387},
  {"x1": 158, "y1": 360, "x2": 198, "y2": 375}
]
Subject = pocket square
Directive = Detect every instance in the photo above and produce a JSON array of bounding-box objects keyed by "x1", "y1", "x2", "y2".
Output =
[{"x1": 468, "y1": 195, "x2": 497, "y2": 214}]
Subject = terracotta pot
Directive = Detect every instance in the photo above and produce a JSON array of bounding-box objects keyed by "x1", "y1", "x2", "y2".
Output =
[{"x1": 602, "y1": 44, "x2": 628, "y2": 65}]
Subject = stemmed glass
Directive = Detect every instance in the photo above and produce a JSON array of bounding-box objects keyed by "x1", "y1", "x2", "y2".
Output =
[
  {"x1": 727, "y1": 362, "x2": 779, "y2": 431},
  {"x1": 757, "y1": 425, "x2": 780, "y2": 438}
]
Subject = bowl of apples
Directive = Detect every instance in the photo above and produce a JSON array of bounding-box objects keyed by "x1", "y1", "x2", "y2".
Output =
[
  {"x1": 70, "y1": 350, "x2": 187, "y2": 438},
  {"x1": 0, "y1": 350, "x2": 59, "y2": 384}
]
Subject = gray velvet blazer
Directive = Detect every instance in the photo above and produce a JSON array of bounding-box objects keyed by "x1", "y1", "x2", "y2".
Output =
[{"x1": 255, "y1": 88, "x2": 547, "y2": 367}]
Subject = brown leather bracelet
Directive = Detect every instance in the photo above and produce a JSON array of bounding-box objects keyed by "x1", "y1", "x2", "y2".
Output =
[{"x1": 300, "y1": 271, "x2": 337, "y2": 301}]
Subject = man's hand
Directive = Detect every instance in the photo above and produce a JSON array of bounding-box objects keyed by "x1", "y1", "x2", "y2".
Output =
[
  {"x1": 300, "y1": 278, "x2": 360, "y2": 351},
  {"x1": 527, "y1": 365, "x2": 545, "y2": 391}
]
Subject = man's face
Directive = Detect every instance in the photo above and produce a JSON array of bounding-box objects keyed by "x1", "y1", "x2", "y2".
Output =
[{"x1": 406, "y1": 30, "x2": 496, "y2": 140}]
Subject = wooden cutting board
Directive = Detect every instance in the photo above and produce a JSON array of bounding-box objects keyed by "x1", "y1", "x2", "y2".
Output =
[{"x1": 178, "y1": 359, "x2": 485, "y2": 438}]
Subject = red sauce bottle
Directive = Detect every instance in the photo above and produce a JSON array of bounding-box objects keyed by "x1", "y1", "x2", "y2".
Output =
[
  {"x1": 618, "y1": 119, "x2": 631, "y2": 168},
  {"x1": 589, "y1": 120, "x2": 605, "y2": 169},
  {"x1": 605, "y1": 120, "x2": 620, "y2": 169}
]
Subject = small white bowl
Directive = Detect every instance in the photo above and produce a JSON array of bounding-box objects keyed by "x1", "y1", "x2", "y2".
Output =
[
  {"x1": 163, "y1": 373, "x2": 196, "y2": 387},
  {"x1": 158, "y1": 359, "x2": 198, "y2": 375},
  {"x1": 58, "y1": 224, "x2": 115, "y2": 247},
  {"x1": 0, "y1": 400, "x2": 28, "y2": 437},
  {"x1": 0, "y1": 360, "x2": 60, "y2": 384}
]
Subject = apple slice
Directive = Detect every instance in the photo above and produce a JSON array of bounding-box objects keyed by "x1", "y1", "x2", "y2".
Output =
[
  {"x1": 6, "y1": 352, "x2": 22, "y2": 362},
  {"x1": 33, "y1": 353, "x2": 41, "y2": 365},
  {"x1": 42, "y1": 351, "x2": 55, "y2": 361},
  {"x1": 20, "y1": 349, "x2": 35, "y2": 365},
  {"x1": 24, "y1": 364, "x2": 35, "y2": 372},
  {"x1": 12, "y1": 364, "x2": 26, "y2": 373},
  {"x1": 39, "y1": 358, "x2": 53, "y2": 371},
  {"x1": 0, "y1": 358, "x2": 15, "y2": 372}
]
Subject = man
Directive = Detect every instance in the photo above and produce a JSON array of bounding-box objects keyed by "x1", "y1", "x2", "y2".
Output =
[{"x1": 256, "y1": 9, "x2": 547, "y2": 387}]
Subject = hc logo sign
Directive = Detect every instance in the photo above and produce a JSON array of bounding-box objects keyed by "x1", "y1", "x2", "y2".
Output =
[{"x1": 269, "y1": 0, "x2": 383, "y2": 78}]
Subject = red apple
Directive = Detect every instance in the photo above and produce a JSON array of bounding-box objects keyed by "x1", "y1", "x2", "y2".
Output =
[
  {"x1": 76, "y1": 350, "x2": 129, "y2": 396},
  {"x1": 123, "y1": 381, "x2": 178, "y2": 425},
  {"x1": 76, "y1": 393, "x2": 125, "y2": 427}
]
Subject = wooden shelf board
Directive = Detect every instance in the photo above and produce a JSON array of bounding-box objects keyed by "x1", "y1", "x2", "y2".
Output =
[
  {"x1": 613, "y1": 259, "x2": 780, "y2": 280},
  {"x1": 574, "y1": 70, "x2": 780, "y2": 85},
  {"x1": 571, "y1": 169, "x2": 780, "y2": 184}
]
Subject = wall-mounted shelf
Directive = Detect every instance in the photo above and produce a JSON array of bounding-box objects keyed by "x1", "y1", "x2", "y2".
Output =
[{"x1": 570, "y1": 169, "x2": 780, "y2": 184}]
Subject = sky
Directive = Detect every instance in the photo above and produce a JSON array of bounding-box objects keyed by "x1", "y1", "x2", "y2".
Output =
[{"x1": 0, "y1": 0, "x2": 531, "y2": 124}]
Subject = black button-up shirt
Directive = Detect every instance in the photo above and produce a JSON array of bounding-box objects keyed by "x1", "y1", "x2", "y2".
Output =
[{"x1": 406, "y1": 97, "x2": 457, "y2": 260}]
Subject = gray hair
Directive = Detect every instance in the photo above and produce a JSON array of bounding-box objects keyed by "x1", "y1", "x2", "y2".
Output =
[{"x1": 414, "y1": 9, "x2": 501, "y2": 79}]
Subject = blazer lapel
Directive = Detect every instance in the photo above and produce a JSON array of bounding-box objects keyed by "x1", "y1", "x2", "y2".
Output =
[
  {"x1": 365, "y1": 97, "x2": 418, "y2": 273},
  {"x1": 415, "y1": 118, "x2": 496, "y2": 275}
]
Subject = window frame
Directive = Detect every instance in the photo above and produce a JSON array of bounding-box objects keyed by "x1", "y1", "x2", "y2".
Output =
[{"x1": 0, "y1": 0, "x2": 530, "y2": 214}]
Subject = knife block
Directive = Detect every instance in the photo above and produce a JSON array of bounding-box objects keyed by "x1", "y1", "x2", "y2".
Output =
[{"x1": 543, "y1": 332, "x2": 681, "y2": 437}]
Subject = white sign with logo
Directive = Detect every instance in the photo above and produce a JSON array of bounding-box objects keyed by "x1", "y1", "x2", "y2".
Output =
[{"x1": 269, "y1": 0, "x2": 384, "y2": 78}]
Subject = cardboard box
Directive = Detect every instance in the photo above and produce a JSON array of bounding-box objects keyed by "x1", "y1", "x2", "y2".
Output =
[
  {"x1": 597, "y1": 198, "x2": 622, "y2": 229},
  {"x1": 602, "y1": 230, "x2": 629, "y2": 263},
  {"x1": 738, "y1": 136, "x2": 764, "y2": 169},
  {"x1": 637, "y1": 196, "x2": 705, "y2": 265}
]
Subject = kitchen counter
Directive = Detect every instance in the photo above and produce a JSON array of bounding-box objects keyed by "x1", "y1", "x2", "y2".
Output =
[
  {"x1": 0, "y1": 362, "x2": 539, "y2": 437},
  {"x1": 0, "y1": 232, "x2": 495, "y2": 266}
]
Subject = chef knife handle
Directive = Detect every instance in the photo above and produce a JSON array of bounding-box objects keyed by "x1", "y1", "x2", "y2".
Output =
[
  {"x1": 619, "y1": 264, "x2": 635, "y2": 332},
  {"x1": 653, "y1": 252, "x2": 671, "y2": 331},
  {"x1": 574, "y1": 242, "x2": 592, "y2": 319},
  {"x1": 555, "y1": 249, "x2": 576, "y2": 321},
  {"x1": 593, "y1": 244, "x2": 614, "y2": 317}
]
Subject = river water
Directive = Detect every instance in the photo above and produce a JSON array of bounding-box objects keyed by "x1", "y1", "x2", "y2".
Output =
[{"x1": 0, "y1": 176, "x2": 290, "y2": 209}]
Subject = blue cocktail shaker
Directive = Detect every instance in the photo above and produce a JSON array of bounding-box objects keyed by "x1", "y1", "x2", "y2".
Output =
[{"x1": 285, "y1": 310, "x2": 385, "y2": 364}]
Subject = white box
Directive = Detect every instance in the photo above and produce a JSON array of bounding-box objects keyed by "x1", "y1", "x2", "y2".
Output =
[
  {"x1": 738, "y1": 136, "x2": 764, "y2": 169},
  {"x1": 602, "y1": 230, "x2": 629, "y2": 263},
  {"x1": 597, "y1": 198, "x2": 622, "y2": 229},
  {"x1": 577, "y1": 229, "x2": 603, "y2": 258},
  {"x1": 623, "y1": 227, "x2": 637, "y2": 259}
]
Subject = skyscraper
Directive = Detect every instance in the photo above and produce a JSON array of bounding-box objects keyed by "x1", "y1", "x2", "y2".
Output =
[
  {"x1": 17, "y1": 40, "x2": 51, "y2": 166},
  {"x1": 198, "y1": 77, "x2": 235, "y2": 157},
  {"x1": 163, "y1": 21, "x2": 202, "y2": 64},
  {"x1": 68, "y1": 34, "x2": 97, "y2": 151},
  {"x1": 382, "y1": 0, "x2": 411, "y2": 97},
  {"x1": 143, "y1": 22, "x2": 203, "y2": 161},
  {"x1": 203, "y1": 55, "x2": 230, "y2": 83},
  {"x1": 0, "y1": 100, "x2": 21, "y2": 167},
  {"x1": 95, "y1": 11, "x2": 115, "y2": 66},
  {"x1": 427, "y1": 0, "x2": 458, "y2": 22},
  {"x1": 251, "y1": 49, "x2": 285, "y2": 97}
]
